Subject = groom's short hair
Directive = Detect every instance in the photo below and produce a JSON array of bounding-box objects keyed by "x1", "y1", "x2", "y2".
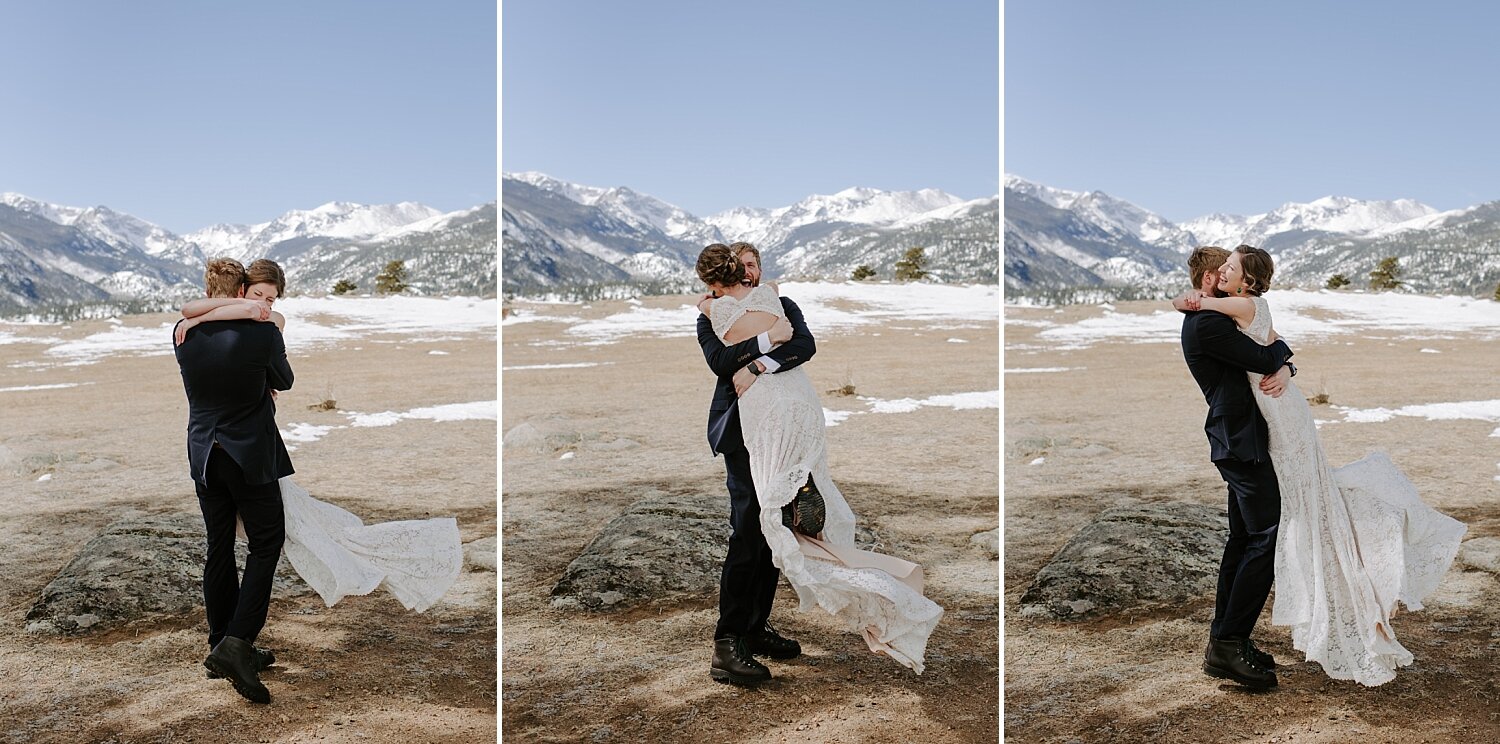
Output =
[
  {"x1": 729, "y1": 241, "x2": 760, "y2": 263},
  {"x1": 204, "y1": 257, "x2": 247, "y2": 298},
  {"x1": 1188, "y1": 246, "x2": 1231, "y2": 289}
]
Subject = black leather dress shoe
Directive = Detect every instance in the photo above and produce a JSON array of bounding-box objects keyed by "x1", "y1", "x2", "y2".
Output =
[
  {"x1": 1203, "y1": 637, "x2": 1278, "y2": 690},
  {"x1": 207, "y1": 646, "x2": 275, "y2": 679},
  {"x1": 745, "y1": 624, "x2": 801, "y2": 660},
  {"x1": 204, "y1": 636, "x2": 271, "y2": 703},
  {"x1": 710, "y1": 636, "x2": 771, "y2": 685}
]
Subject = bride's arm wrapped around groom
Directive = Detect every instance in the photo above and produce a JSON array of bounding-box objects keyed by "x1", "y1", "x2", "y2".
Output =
[{"x1": 695, "y1": 297, "x2": 816, "y2": 379}]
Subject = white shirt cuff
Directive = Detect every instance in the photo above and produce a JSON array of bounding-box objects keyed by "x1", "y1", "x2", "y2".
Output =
[
  {"x1": 756, "y1": 332, "x2": 773, "y2": 354},
  {"x1": 757, "y1": 355, "x2": 781, "y2": 374}
]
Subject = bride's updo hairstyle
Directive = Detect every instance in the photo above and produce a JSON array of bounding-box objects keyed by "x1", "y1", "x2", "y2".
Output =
[
  {"x1": 1234, "y1": 244, "x2": 1275, "y2": 296},
  {"x1": 696, "y1": 243, "x2": 745, "y2": 288}
]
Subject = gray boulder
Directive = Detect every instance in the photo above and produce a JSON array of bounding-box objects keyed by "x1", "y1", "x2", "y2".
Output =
[
  {"x1": 26, "y1": 513, "x2": 308, "y2": 635},
  {"x1": 1019, "y1": 502, "x2": 1228, "y2": 620},
  {"x1": 551, "y1": 491, "x2": 730, "y2": 611},
  {"x1": 1457, "y1": 537, "x2": 1500, "y2": 574}
]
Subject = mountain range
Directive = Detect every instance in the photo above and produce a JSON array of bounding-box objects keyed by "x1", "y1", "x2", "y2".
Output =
[
  {"x1": 1004, "y1": 174, "x2": 1500, "y2": 302},
  {"x1": 0, "y1": 193, "x2": 497, "y2": 317},
  {"x1": 500, "y1": 172, "x2": 999, "y2": 296}
]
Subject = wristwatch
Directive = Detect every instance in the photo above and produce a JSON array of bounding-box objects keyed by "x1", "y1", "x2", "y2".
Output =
[
  {"x1": 1285, "y1": 362, "x2": 1298, "y2": 377},
  {"x1": 747, "y1": 361, "x2": 763, "y2": 376}
]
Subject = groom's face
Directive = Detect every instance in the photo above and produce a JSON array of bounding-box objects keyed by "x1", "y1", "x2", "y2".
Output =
[
  {"x1": 1199, "y1": 267, "x2": 1223, "y2": 295},
  {"x1": 738, "y1": 252, "x2": 761, "y2": 287}
]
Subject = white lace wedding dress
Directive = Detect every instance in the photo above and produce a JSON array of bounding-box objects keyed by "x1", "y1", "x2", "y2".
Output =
[
  {"x1": 1240, "y1": 296, "x2": 1466, "y2": 686},
  {"x1": 247, "y1": 479, "x2": 464, "y2": 612},
  {"x1": 710, "y1": 284, "x2": 944, "y2": 673}
]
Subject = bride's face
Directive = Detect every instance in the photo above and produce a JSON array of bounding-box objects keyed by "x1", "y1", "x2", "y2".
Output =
[
  {"x1": 245, "y1": 282, "x2": 279, "y2": 306},
  {"x1": 1217, "y1": 252, "x2": 1245, "y2": 294}
]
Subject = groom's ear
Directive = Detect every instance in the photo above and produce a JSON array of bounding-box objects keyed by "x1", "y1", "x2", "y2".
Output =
[{"x1": 236, "y1": 285, "x2": 246, "y2": 298}]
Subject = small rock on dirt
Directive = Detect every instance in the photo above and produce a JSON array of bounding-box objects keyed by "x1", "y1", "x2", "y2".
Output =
[
  {"x1": 464, "y1": 535, "x2": 497, "y2": 572},
  {"x1": 1457, "y1": 537, "x2": 1500, "y2": 574},
  {"x1": 970, "y1": 528, "x2": 999, "y2": 559}
]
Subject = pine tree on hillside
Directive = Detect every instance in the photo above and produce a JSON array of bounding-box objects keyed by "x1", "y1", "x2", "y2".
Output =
[
  {"x1": 1325, "y1": 273, "x2": 1350, "y2": 289},
  {"x1": 893, "y1": 247, "x2": 929, "y2": 281},
  {"x1": 376, "y1": 260, "x2": 408, "y2": 294},
  {"x1": 1368, "y1": 256, "x2": 1403, "y2": 291},
  {"x1": 332, "y1": 279, "x2": 357, "y2": 295},
  {"x1": 851, "y1": 264, "x2": 876, "y2": 281}
]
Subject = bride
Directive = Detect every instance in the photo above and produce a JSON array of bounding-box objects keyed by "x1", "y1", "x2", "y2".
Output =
[
  {"x1": 1174, "y1": 245, "x2": 1467, "y2": 686},
  {"x1": 177, "y1": 258, "x2": 463, "y2": 639},
  {"x1": 694, "y1": 245, "x2": 944, "y2": 675}
]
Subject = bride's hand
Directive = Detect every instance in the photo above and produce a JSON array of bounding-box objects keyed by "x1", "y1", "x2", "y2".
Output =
[
  {"x1": 1171, "y1": 290, "x2": 1204, "y2": 312},
  {"x1": 733, "y1": 363, "x2": 760, "y2": 396},
  {"x1": 174, "y1": 318, "x2": 198, "y2": 345}
]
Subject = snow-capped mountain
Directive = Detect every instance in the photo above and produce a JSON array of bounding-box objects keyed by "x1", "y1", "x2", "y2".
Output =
[
  {"x1": 1002, "y1": 175, "x2": 1195, "y2": 251},
  {"x1": 701, "y1": 186, "x2": 967, "y2": 249},
  {"x1": 1005, "y1": 174, "x2": 1500, "y2": 302},
  {"x1": 0, "y1": 194, "x2": 495, "y2": 316},
  {"x1": 501, "y1": 173, "x2": 997, "y2": 295},
  {"x1": 187, "y1": 201, "x2": 443, "y2": 265},
  {"x1": 1179, "y1": 195, "x2": 1438, "y2": 250},
  {"x1": 2, "y1": 193, "x2": 203, "y2": 267}
]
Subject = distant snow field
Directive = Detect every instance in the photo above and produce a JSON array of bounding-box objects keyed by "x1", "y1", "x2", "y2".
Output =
[
  {"x1": 21, "y1": 296, "x2": 495, "y2": 365},
  {"x1": 509, "y1": 281, "x2": 998, "y2": 347},
  {"x1": 281, "y1": 400, "x2": 496, "y2": 449},
  {"x1": 823, "y1": 389, "x2": 998, "y2": 427},
  {"x1": 1012, "y1": 290, "x2": 1500, "y2": 349}
]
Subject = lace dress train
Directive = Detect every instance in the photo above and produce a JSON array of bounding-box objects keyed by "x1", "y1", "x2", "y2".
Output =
[
  {"x1": 277, "y1": 478, "x2": 464, "y2": 612},
  {"x1": 1240, "y1": 296, "x2": 1466, "y2": 686},
  {"x1": 712, "y1": 286, "x2": 944, "y2": 672}
]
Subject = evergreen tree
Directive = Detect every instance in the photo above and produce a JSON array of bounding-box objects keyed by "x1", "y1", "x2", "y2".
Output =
[
  {"x1": 1368, "y1": 256, "x2": 1403, "y2": 291},
  {"x1": 1493, "y1": 282, "x2": 1500, "y2": 302},
  {"x1": 332, "y1": 279, "x2": 357, "y2": 295},
  {"x1": 893, "y1": 247, "x2": 929, "y2": 281},
  {"x1": 1325, "y1": 273, "x2": 1350, "y2": 289},
  {"x1": 375, "y1": 260, "x2": 409, "y2": 294},
  {"x1": 851, "y1": 264, "x2": 876, "y2": 281}
]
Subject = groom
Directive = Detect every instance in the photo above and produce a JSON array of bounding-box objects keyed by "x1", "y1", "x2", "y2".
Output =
[
  {"x1": 696, "y1": 241, "x2": 816, "y2": 685},
  {"x1": 1178, "y1": 246, "x2": 1295, "y2": 690},
  {"x1": 174, "y1": 257, "x2": 295, "y2": 704}
]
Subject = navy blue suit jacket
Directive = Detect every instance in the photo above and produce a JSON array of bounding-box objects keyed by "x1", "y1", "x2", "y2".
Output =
[
  {"x1": 1181, "y1": 310, "x2": 1294, "y2": 464},
  {"x1": 174, "y1": 319, "x2": 295, "y2": 486},
  {"x1": 697, "y1": 296, "x2": 816, "y2": 456}
]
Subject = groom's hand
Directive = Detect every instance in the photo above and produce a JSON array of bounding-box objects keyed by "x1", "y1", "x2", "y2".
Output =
[{"x1": 1259, "y1": 365, "x2": 1291, "y2": 398}]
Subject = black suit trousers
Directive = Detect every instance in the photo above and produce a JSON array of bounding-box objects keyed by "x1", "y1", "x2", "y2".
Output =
[
  {"x1": 1210, "y1": 457, "x2": 1281, "y2": 640},
  {"x1": 714, "y1": 446, "x2": 780, "y2": 639},
  {"x1": 197, "y1": 448, "x2": 285, "y2": 648}
]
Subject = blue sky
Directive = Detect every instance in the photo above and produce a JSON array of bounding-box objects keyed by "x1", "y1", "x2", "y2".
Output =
[
  {"x1": 502, "y1": 0, "x2": 999, "y2": 217},
  {"x1": 0, "y1": 1, "x2": 496, "y2": 233},
  {"x1": 1007, "y1": 1, "x2": 1500, "y2": 221}
]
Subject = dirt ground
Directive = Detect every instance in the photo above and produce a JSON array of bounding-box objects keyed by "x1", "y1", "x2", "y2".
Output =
[
  {"x1": 1004, "y1": 300, "x2": 1500, "y2": 744},
  {"x1": 500, "y1": 292, "x2": 1001, "y2": 743},
  {"x1": 0, "y1": 312, "x2": 497, "y2": 743}
]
